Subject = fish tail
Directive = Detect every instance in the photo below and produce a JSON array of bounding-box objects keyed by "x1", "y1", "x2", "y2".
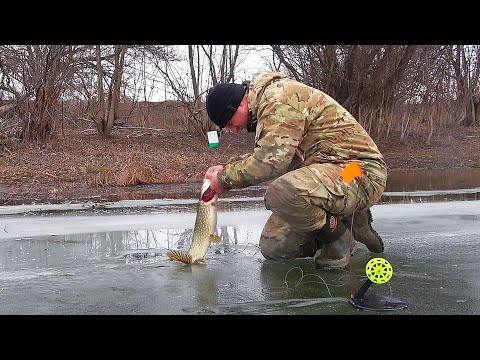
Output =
[{"x1": 167, "y1": 250, "x2": 193, "y2": 264}]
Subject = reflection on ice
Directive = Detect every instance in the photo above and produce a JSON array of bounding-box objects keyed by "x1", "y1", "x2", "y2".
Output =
[
  {"x1": 186, "y1": 296, "x2": 350, "y2": 315},
  {"x1": 0, "y1": 223, "x2": 264, "y2": 272}
]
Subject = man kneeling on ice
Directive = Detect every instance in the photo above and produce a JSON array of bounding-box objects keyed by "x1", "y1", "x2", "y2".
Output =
[{"x1": 204, "y1": 71, "x2": 387, "y2": 270}]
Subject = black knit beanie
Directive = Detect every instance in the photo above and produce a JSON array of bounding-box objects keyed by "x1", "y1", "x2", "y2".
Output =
[{"x1": 206, "y1": 83, "x2": 247, "y2": 129}]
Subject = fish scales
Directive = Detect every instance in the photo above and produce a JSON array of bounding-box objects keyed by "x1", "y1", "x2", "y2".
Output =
[{"x1": 167, "y1": 178, "x2": 222, "y2": 264}]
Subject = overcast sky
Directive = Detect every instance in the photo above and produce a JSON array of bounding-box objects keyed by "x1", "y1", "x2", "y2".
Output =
[{"x1": 131, "y1": 46, "x2": 272, "y2": 102}]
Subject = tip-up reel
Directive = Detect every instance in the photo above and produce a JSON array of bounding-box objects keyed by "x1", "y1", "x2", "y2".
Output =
[{"x1": 349, "y1": 257, "x2": 408, "y2": 311}]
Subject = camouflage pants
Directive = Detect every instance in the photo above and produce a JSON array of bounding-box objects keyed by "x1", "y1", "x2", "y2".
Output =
[{"x1": 259, "y1": 163, "x2": 386, "y2": 261}]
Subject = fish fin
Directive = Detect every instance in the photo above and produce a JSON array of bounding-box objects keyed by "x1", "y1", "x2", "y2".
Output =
[
  {"x1": 167, "y1": 250, "x2": 193, "y2": 264},
  {"x1": 195, "y1": 257, "x2": 208, "y2": 265},
  {"x1": 195, "y1": 258, "x2": 207, "y2": 265},
  {"x1": 210, "y1": 234, "x2": 222, "y2": 244}
]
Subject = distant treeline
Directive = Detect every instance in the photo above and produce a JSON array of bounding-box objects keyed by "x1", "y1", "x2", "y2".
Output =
[{"x1": 0, "y1": 45, "x2": 478, "y2": 144}]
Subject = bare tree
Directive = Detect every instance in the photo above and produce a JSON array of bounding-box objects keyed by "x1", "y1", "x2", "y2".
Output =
[
  {"x1": 3, "y1": 43, "x2": 479, "y2": 147},
  {"x1": 0, "y1": 45, "x2": 81, "y2": 141},
  {"x1": 270, "y1": 45, "x2": 424, "y2": 140},
  {"x1": 449, "y1": 45, "x2": 480, "y2": 127},
  {"x1": 148, "y1": 45, "x2": 246, "y2": 136},
  {"x1": 89, "y1": 45, "x2": 128, "y2": 138}
]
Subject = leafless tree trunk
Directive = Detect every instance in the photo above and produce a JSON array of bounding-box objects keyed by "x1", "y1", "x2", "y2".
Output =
[
  {"x1": 187, "y1": 45, "x2": 210, "y2": 135},
  {"x1": 92, "y1": 45, "x2": 127, "y2": 138},
  {"x1": 449, "y1": 45, "x2": 480, "y2": 127}
]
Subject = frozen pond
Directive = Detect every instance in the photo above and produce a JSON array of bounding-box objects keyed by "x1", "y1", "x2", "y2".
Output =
[
  {"x1": 1, "y1": 168, "x2": 480, "y2": 315},
  {"x1": 1, "y1": 199, "x2": 480, "y2": 315}
]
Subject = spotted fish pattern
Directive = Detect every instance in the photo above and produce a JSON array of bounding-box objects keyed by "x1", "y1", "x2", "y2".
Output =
[{"x1": 167, "y1": 178, "x2": 222, "y2": 264}]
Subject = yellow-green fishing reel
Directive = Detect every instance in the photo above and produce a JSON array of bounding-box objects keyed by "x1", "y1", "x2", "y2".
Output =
[
  {"x1": 365, "y1": 257, "x2": 393, "y2": 284},
  {"x1": 349, "y1": 257, "x2": 407, "y2": 311}
]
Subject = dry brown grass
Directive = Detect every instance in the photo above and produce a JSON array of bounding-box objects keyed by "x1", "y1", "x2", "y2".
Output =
[
  {"x1": 116, "y1": 163, "x2": 155, "y2": 186},
  {"x1": 1, "y1": 100, "x2": 480, "y2": 205},
  {"x1": 0, "y1": 124, "x2": 256, "y2": 193}
]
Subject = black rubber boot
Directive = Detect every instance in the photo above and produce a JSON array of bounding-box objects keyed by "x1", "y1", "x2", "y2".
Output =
[
  {"x1": 313, "y1": 228, "x2": 357, "y2": 270},
  {"x1": 342, "y1": 208, "x2": 384, "y2": 253},
  {"x1": 308, "y1": 213, "x2": 357, "y2": 270}
]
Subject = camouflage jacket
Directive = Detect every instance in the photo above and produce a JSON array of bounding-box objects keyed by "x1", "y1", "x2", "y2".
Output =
[{"x1": 217, "y1": 71, "x2": 387, "y2": 190}]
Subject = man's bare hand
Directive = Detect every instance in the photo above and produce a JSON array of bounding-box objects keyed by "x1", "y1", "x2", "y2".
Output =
[
  {"x1": 205, "y1": 165, "x2": 228, "y2": 193},
  {"x1": 205, "y1": 165, "x2": 224, "y2": 176}
]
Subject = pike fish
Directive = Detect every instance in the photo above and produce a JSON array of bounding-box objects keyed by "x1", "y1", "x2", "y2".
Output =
[{"x1": 167, "y1": 178, "x2": 222, "y2": 264}]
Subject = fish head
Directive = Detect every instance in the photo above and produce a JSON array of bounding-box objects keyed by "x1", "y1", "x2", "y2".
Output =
[
  {"x1": 201, "y1": 178, "x2": 212, "y2": 194},
  {"x1": 201, "y1": 178, "x2": 218, "y2": 204}
]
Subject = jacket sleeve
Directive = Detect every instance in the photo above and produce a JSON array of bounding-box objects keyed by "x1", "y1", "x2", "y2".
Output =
[{"x1": 218, "y1": 103, "x2": 306, "y2": 189}]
